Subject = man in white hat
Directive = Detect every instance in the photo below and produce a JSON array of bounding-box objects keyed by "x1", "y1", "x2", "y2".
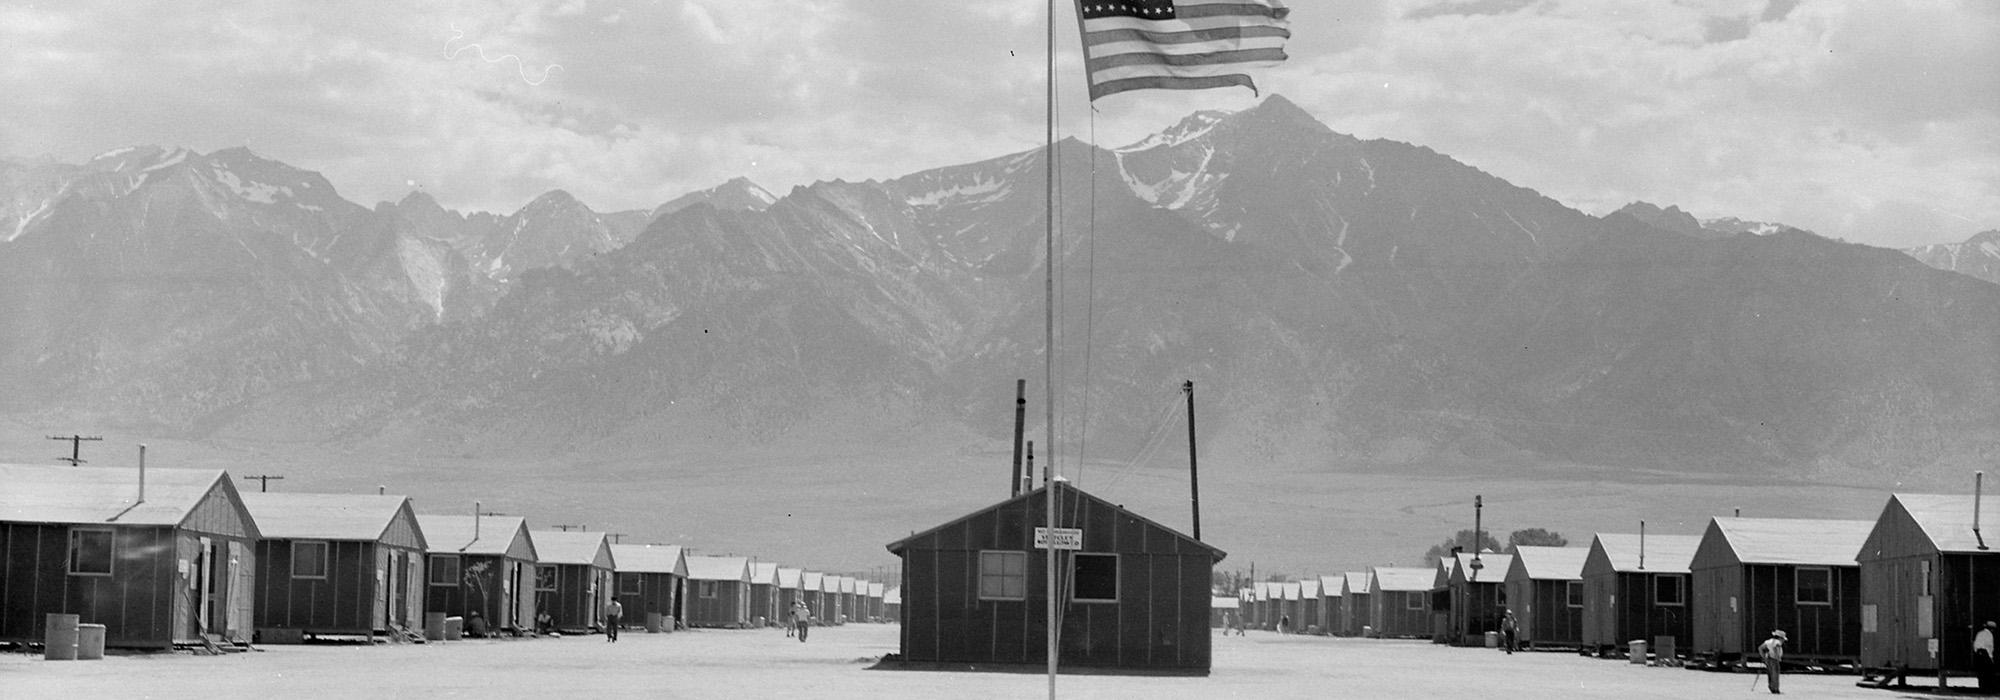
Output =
[
  {"x1": 1757, "y1": 629, "x2": 1787, "y2": 694},
  {"x1": 1976, "y1": 621, "x2": 1996, "y2": 692}
]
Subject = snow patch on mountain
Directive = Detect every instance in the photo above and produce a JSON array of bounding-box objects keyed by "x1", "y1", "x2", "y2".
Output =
[
  {"x1": 10, "y1": 198, "x2": 53, "y2": 242},
  {"x1": 213, "y1": 168, "x2": 293, "y2": 204},
  {"x1": 905, "y1": 177, "x2": 1009, "y2": 208}
]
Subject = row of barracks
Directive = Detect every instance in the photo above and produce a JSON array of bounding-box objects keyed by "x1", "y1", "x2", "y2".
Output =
[
  {"x1": 1226, "y1": 491, "x2": 2000, "y2": 682},
  {"x1": 0, "y1": 463, "x2": 896, "y2": 649}
]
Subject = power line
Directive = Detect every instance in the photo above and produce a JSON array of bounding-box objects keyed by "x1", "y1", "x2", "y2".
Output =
[{"x1": 47, "y1": 434, "x2": 102, "y2": 466}]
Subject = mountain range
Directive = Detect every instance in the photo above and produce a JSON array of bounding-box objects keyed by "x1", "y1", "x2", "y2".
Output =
[{"x1": 4, "y1": 96, "x2": 1998, "y2": 489}]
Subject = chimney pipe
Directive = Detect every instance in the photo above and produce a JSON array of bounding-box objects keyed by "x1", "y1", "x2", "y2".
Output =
[
  {"x1": 378, "y1": 485, "x2": 386, "y2": 496},
  {"x1": 1977, "y1": 472, "x2": 1989, "y2": 551},
  {"x1": 137, "y1": 444, "x2": 147, "y2": 503},
  {"x1": 1639, "y1": 520, "x2": 1647, "y2": 571},
  {"x1": 1011, "y1": 379, "x2": 1027, "y2": 497},
  {"x1": 1025, "y1": 441, "x2": 1035, "y2": 490},
  {"x1": 474, "y1": 500, "x2": 482, "y2": 540}
]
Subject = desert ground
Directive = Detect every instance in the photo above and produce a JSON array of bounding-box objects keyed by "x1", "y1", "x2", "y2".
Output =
[{"x1": 0, "y1": 624, "x2": 1963, "y2": 699}]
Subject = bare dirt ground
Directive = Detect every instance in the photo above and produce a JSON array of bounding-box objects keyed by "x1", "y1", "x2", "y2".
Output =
[{"x1": 0, "y1": 625, "x2": 1955, "y2": 699}]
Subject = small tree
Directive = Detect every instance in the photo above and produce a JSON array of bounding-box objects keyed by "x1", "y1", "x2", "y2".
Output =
[
  {"x1": 1422, "y1": 529, "x2": 1503, "y2": 564},
  {"x1": 1506, "y1": 528, "x2": 1569, "y2": 552}
]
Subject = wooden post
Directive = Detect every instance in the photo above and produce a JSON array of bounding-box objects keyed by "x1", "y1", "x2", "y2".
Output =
[
  {"x1": 1185, "y1": 380, "x2": 1201, "y2": 541},
  {"x1": 1013, "y1": 379, "x2": 1028, "y2": 497}
]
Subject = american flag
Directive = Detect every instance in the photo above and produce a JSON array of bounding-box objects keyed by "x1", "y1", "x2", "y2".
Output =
[{"x1": 1076, "y1": 0, "x2": 1291, "y2": 101}]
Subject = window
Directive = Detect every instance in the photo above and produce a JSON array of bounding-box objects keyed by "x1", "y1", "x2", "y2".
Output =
[
  {"x1": 1407, "y1": 591, "x2": 1425, "y2": 610},
  {"x1": 535, "y1": 565, "x2": 558, "y2": 591},
  {"x1": 699, "y1": 580, "x2": 718, "y2": 598},
  {"x1": 979, "y1": 551, "x2": 1027, "y2": 601},
  {"x1": 619, "y1": 573, "x2": 641, "y2": 595},
  {"x1": 1796, "y1": 567, "x2": 1832, "y2": 605},
  {"x1": 68, "y1": 528, "x2": 113, "y2": 576},
  {"x1": 1922, "y1": 560, "x2": 1934, "y2": 597},
  {"x1": 429, "y1": 555, "x2": 460, "y2": 586},
  {"x1": 1072, "y1": 554, "x2": 1118, "y2": 603},
  {"x1": 1654, "y1": 574, "x2": 1685, "y2": 606},
  {"x1": 1567, "y1": 581, "x2": 1584, "y2": 608},
  {"x1": 291, "y1": 541, "x2": 329, "y2": 579}
]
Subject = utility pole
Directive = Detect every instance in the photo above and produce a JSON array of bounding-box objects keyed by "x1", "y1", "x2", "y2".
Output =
[
  {"x1": 48, "y1": 434, "x2": 103, "y2": 466},
  {"x1": 242, "y1": 474, "x2": 286, "y2": 492},
  {"x1": 607, "y1": 533, "x2": 627, "y2": 544},
  {"x1": 553, "y1": 524, "x2": 582, "y2": 532},
  {"x1": 1185, "y1": 380, "x2": 1201, "y2": 541}
]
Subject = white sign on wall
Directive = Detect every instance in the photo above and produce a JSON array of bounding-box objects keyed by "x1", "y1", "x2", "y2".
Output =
[{"x1": 1034, "y1": 527, "x2": 1083, "y2": 550}]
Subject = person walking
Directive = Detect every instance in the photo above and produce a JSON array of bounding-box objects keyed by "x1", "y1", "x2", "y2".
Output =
[
  {"x1": 1500, "y1": 608, "x2": 1519, "y2": 654},
  {"x1": 1976, "y1": 621, "x2": 1996, "y2": 692},
  {"x1": 1758, "y1": 629, "x2": 1786, "y2": 694},
  {"x1": 604, "y1": 599, "x2": 623, "y2": 642},
  {"x1": 790, "y1": 599, "x2": 812, "y2": 643}
]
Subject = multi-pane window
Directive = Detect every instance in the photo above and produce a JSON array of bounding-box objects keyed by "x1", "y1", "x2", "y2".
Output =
[
  {"x1": 1072, "y1": 554, "x2": 1118, "y2": 603},
  {"x1": 535, "y1": 565, "x2": 558, "y2": 591},
  {"x1": 292, "y1": 541, "x2": 329, "y2": 579},
  {"x1": 1567, "y1": 581, "x2": 1584, "y2": 608},
  {"x1": 979, "y1": 551, "x2": 1028, "y2": 600},
  {"x1": 1796, "y1": 567, "x2": 1832, "y2": 605},
  {"x1": 1921, "y1": 560, "x2": 1934, "y2": 596},
  {"x1": 699, "y1": 580, "x2": 718, "y2": 598},
  {"x1": 68, "y1": 529, "x2": 113, "y2": 576},
  {"x1": 619, "y1": 573, "x2": 641, "y2": 595},
  {"x1": 1406, "y1": 591, "x2": 1425, "y2": 610},
  {"x1": 1654, "y1": 574, "x2": 1686, "y2": 606},
  {"x1": 429, "y1": 555, "x2": 460, "y2": 585}
]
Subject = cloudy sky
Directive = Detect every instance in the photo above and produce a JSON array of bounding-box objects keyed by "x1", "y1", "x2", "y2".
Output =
[{"x1": 4, "y1": 0, "x2": 1995, "y2": 248}]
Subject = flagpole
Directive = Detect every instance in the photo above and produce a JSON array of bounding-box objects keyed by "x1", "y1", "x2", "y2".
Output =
[{"x1": 1044, "y1": 0, "x2": 1060, "y2": 696}]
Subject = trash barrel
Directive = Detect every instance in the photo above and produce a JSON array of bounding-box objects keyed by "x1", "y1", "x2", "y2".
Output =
[
  {"x1": 1362, "y1": 625, "x2": 1374, "y2": 638},
  {"x1": 646, "y1": 612, "x2": 663, "y2": 633},
  {"x1": 44, "y1": 614, "x2": 80, "y2": 661},
  {"x1": 444, "y1": 616, "x2": 464, "y2": 641},
  {"x1": 1629, "y1": 639, "x2": 1648, "y2": 664},
  {"x1": 76, "y1": 624, "x2": 106, "y2": 660},
  {"x1": 1485, "y1": 631, "x2": 1499, "y2": 648},
  {"x1": 425, "y1": 612, "x2": 446, "y2": 641}
]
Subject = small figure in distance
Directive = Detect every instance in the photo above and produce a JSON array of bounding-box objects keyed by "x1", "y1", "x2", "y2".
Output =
[
  {"x1": 790, "y1": 599, "x2": 812, "y2": 643},
  {"x1": 1500, "y1": 608, "x2": 1519, "y2": 655}
]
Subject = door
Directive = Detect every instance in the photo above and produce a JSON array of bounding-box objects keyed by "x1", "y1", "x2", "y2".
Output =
[{"x1": 194, "y1": 537, "x2": 215, "y2": 637}]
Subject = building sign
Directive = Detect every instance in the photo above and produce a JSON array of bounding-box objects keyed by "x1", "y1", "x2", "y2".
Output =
[{"x1": 1034, "y1": 527, "x2": 1083, "y2": 550}]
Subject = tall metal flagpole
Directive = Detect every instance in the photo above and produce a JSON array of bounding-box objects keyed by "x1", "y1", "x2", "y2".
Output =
[{"x1": 1044, "y1": 0, "x2": 1060, "y2": 695}]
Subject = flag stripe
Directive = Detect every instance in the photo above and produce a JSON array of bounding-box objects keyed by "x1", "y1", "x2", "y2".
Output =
[
  {"x1": 1089, "y1": 35, "x2": 1289, "y2": 60},
  {"x1": 1089, "y1": 47, "x2": 1288, "y2": 71},
  {"x1": 1084, "y1": 25, "x2": 1291, "y2": 48},
  {"x1": 1076, "y1": 0, "x2": 1290, "y2": 101},
  {"x1": 1087, "y1": 74, "x2": 1257, "y2": 99}
]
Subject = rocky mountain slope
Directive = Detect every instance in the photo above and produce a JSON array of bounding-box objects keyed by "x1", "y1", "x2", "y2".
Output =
[{"x1": 7, "y1": 98, "x2": 1999, "y2": 486}]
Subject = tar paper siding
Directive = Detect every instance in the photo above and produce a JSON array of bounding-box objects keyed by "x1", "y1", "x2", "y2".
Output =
[
  {"x1": 540, "y1": 563, "x2": 611, "y2": 632},
  {"x1": 750, "y1": 580, "x2": 777, "y2": 625},
  {"x1": 1581, "y1": 571, "x2": 1692, "y2": 652},
  {"x1": 1343, "y1": 592, "x2": 1370, "y2": 636},
  {"x1": 253, "y1": 539, "x2": 383, "y2": 635},
  {"x1": 1371, "y1": 589, "x2": 1429, "y2": 638},
  {"x1": 1857, "y1": 497, "x2": 2000, "y2": 672},
  {"x1": 890, "y1": 483, "x2": 1220, "y2": 672},
  {"x1": 426, "y1": 554, "x2": 536, "y2": 633},
  {"x1": 1506, "y1": 577, "x2": 1583, "y2": 648},
  {"x1": 616, "y1": 573, "x2": 682, "y2": 627},
  {"x1": 686, "y1": 580, "x2": 748, "y2": 628},
  {"x1": 1691, "y1": 562, "x2": 1859, "y2": 661}
]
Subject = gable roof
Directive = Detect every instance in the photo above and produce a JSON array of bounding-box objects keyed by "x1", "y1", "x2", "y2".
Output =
[
  {"x1": 868, "y1": 582, "x2": 885, "y2": 597},
  {"x1": 610, "y1": 544, "x2": 687, "y2": 575},
  {"x1": 1452, "y1": 552, "x2": 1513, "y2": 584},
  {"x1": 1319, "y1": 575, "x2": 1344, "y2": 597},
  {"x1": 802, "y1": 572, "x2": 824, "y2": 590},
  {"x1": 531, "y1": 530, "x2": 613, "y2": 568},
  {"x1": 884, "y1": 481, "x2": 1225, "y2": 563},
  {"x1": 1212, "y1": 596, "x2": 1240, "y2": 609},
  {"x1": 1343, "y1": 571, "x2": 1372, "y2": 595},
  {"x1": 1882, "y1": 493, "x2": 1994, "y2": 554},
  {"x1": 416, "y1": 514, "x2": 537, "y2": 560},
  {"x1": 1280, "y1": 581, "x2": 1301, "y2": 600},
  {"x1": 1507, "y1": 546, "x2": 1589, "y2": 581},
  {"x1": 1587, "y1": 533, "x2": 1701, "y2": 574},
  {"x1": 777, "y1": 567, "x2": 803, "y2": 588},
  {"x1": 1300, "y1": 577, "x2": 1321, "y2": 598},
  {"x1": 0, "y1": 464, "x2": 252, "y2": 532},
  {"x1": 241, "y1": 492, "x2": 420, "y2": 546},
  {"x1": 750, "y1": 562, "x2": 780, "y2": 585},
  {"x1": 1699, "y1": 517, "x2": 1874, "y2": 567},
  {"x1": 884, "y1": 587, "x2": 901, "y2": 605},
  {"x1": 1372, "y1": 566, "x2": 1435, "y2": 592},
  {"x1": 685, "y1": 555, "x2": 750, "y2": 582}
]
